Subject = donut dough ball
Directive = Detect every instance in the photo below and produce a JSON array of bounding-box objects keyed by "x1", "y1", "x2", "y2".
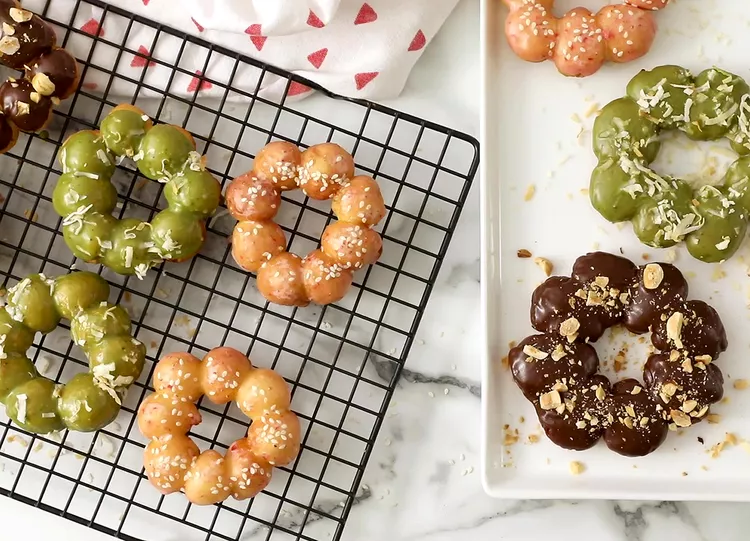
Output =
[{"x1": 232, "y1": 220, "x2": 287, "y2": 273}]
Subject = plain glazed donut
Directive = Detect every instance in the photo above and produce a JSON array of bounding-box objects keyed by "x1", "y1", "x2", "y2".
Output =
[
  {"x1": 226, "y1": 141, "x2": 386, "y2": 307},
  {"x1": 137, "y1": 347, "x2": 301, "y2": 505},
  {"x1": 501, "y1": 0, "x2": 670, "y2": 77}
]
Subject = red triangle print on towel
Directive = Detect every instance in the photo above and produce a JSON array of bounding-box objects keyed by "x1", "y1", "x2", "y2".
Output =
[
  {"x1": 81, "y1": 18, "x2": 103, "y2": 37},
  {"x1": 187, "y1": 71, "x2": 212, "y2": 93},
  {"x1": 131, "y1": 45, "x2": 156, "y2": 68},
  {"x1": 307, "y1": 48, "x2": 328, "y2": 69},
  {"x1": 307, "y1": 10, "x2": 325, "y2": 28},
  {"x1": 408, "y1": 30, "x2": 426, "y2": 52},
  {"x1": 142, "y1": 0, "x2": 150, "y2": 5},
  {"x1": 288, "y1": 82, "x2": 312, "y2": 97},
  {"x1": 354, "y1": 3, "x2": 377, "y2": 25},
  {"x1": 354, "y1": 72, "x2": 378, "y2": 91},
  {"x1": 244, "y1": 24, "x2": 267, "y2": 51},
  {"x1": 191, "y1": 17, "x2": 204, "y2": 32}
]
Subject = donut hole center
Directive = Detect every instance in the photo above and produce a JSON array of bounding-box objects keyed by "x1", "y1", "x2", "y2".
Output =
[
  {"x1": 649, "y1": 132, "x2": 736, "y2": 190},
  {"x1": 592, "y1": 326, "x2": 655, "y2": 384}
]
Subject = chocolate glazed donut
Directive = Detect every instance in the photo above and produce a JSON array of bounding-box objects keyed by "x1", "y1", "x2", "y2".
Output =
[
  {"x1": 0, "y1": 3, "x2": 80, "y2": 153},
  {"x1": 508, "y1": 251, "x2": 727, "y2": 457}
]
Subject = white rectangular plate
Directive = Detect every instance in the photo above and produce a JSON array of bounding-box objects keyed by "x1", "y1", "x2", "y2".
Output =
[{"x1": 480, "y1": 0, "x2": 750, "y2": 501}]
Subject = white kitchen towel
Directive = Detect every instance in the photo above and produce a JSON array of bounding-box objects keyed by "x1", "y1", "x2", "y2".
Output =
[{"x1": 48, "y1": 0, "x2": 461, "y2": 102}]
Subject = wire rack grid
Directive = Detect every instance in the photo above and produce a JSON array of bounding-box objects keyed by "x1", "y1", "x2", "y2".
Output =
[{"x1": 0, "y1": 0, "x2": 479, "y2": 540}]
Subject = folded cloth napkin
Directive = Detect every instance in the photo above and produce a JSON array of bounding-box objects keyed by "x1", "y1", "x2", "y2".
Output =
[{"x1": 47, "y1": 0, "x2": 460, "y2": 102}]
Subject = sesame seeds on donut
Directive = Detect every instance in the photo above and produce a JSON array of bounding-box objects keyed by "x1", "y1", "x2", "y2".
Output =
[
  {"x1": 139, "y1": 348, "x2": 301, "y2": 504},
  {"x1": 226, "y1": 141, "x2": 385, "y2": 306},
  {"x1": 501, "y1": 0, "x2": 668, "y2": 77}
]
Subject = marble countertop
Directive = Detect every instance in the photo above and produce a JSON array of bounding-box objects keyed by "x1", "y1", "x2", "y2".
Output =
[{"x1": 4, "y1": 0, "x2": 750, "y2": 539}]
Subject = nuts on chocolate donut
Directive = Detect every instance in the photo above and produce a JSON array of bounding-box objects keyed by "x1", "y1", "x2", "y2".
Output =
[{"x1": 508, "y1": 251, "x2": 727, "y2": 457}]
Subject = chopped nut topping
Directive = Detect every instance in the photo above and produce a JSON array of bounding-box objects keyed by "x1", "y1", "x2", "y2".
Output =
[
  {"x1": 595, "y1": 385, "x2": 606, "y2": 401},
  {"x1": 16, "y1": 101, "x2": 29, "y2": 116},
  {"x1": 622, "y1": 417, "x2": 634, "y2": 429},
  {"x1": 551, "y1": 344, "x2": 566, "y2": 361},
  {"x1": 734, "y1": 379, "x2": 749, "y2": 390},
  {"x1": 666, "y1": 312, "x2": 684, "y2": 349},
  {"x1": 639, "y1": 417, "x2": 650, "y2": 427},
  {"x1": 643, "y1": 263, "x2": 664, "y2": 289},
  {"x1": 559, "y1": 317, "x2": 580, "y2": 338},
  {"x1": 524, "y1": 184, "x2": 535, "y2": 201},
  {"x1": 0, "y1": 35, "x2": 19, "y2": 55},
  {"x1": 522, "y1": 344, "x2": 548, "y2": 360},
  {"x1": 681, "y1": 400, "x2": 698, "y2": 413},
  {"x1": 9, "y1": 8, "x2": 33, "y2": 23},
  {"x1": 660, "y1": 382, "x2": 678, "y2": 403},
  {"x1": 707, "y1": 413, "x2": 721, "y2": 424},
  {"x1": 624, "y1": 405, "x2": 636, "y2": 417},
  {"x1": 681, "y1": 359, "x2": 693, "y2": 373},
  {"x1": 29, "y1": 91, "x2": 40, "y2": 103},
  {"x1": 517, "y1": 249, "x2": 532, "y2": 258},
  {"x1": 631, "y1": 386, "x2": 642, "y2": 395},
  {"x1": 669, "y1": 350, "x2": 680, "y2": 362},
  {"x1": 670, "y1": 409, "x2": 692, "y2": 427},
  {"x1": 539, "y1": 390, "x2": 562, "y2": 411},
  {"x1": 574, "y1": 288, "x2": 587, "y2": 299},
  {"x1": 619, "y1": 292, "x2": 630, "y2": 304},
  {"x1": 695, "y1": 354, "x2": 712, "y2": 364},
  {"x1": 589, "y1": 416, "x2": 599, "y2": 426},
  {"x1": 586, "y1": 290, "x2": 603, "y2": 306},
  {"x1": 593, "y1": 276, "x2": 609, "y2": 288},
  {"x1": 553, "y1": 381, "x2": 568, "y2": 392},
  {"x1": 31, "y1": 72, "x2": 55, "y2": 96},
  {"x1": 575, "y1": 420, "x2": 587, "y2": 429},
  {"x1": 534, "y1": 257, "x2": 553, "y2": 276},
  {"x1": 569, "y1": 461, "x2": 585, "y2": 475},
  {"x1": 2, "y1": 22, "x2": 14, "y2": 36},
  {"x1": 694, "y1": 405, "x2": 709, "y2": 418}
]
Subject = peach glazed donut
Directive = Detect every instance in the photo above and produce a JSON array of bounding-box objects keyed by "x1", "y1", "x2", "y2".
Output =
[
  {"x1": 137, "y1": 347, "x2": 301, "y2": 505},
  {"x1": 508, "y1": 251, "x2": 727, "y2": 457},
  {"x1": 501, "y1": 0, "x2": 671, "y2": 77},
  {"x1": 225, "y1": 141, "x2": 386, "y2": 307}
]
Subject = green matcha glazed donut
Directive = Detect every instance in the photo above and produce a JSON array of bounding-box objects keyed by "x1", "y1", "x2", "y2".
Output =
[
  {"x1": 591, "y1": 65, "x2": 750, "y2": 263},
  {"x1": 52, "y1": 104, "x2": 222, "y2": 279},
  {"x1": 0, "y1": 271, "x2": 145, "y2": 434}
]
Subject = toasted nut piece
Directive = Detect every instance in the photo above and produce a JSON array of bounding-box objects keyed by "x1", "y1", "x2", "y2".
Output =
[
  {"x1": 517, "y1": 249, "x2": 532, "y2": 258},
  {"x1": 681, "y1": 359, "x2": 693, "y2": 373},
  {"x1": 643, "y1": 263, "x2": 664, "y2": 289},
  {"x1": 631, "y1": 386, "x2": 642, "y2": 395},
  {"x1": 681, "y1": 400, "x2": 698, "y2": 413},
  {"x1": 9, "y1": 8, "x2": 33, "y2": 23},
  {"x1": 639, "y1": 417, "x2": 650, "y2": 427},
  {"x1": 569, "y1": 461, "x2": 585, "y2": 475},
  {"x1": 551, "y1": 344, "x2": 567, "y2": 361},
  {"x1": 522, "y1": 344, "x2": 548, "y2": 360},
  {"x1": 559, "y1": 317, "x2": 580, "y2": 338},
  {"x1": 552, "y1": 381, "x2": 568, "y2": 392},
  {"x1": 695, "y1": 354, "x2": 712, "y2": 364},
  {"x1": 2, "y1": 23, "x2": 14, "y2": 36},
  {"x1": 595, "y1": 385, "x2": 606, "y2": 401},
  {"x1": 575, "y1": 420, "x2": 587, "y2": 429},
  {"x1": 670, "y1": 409, "x2": 692, "y2": 428},
  {"x1": 593, "y1": 276, "x2": 609, "y2": 288},
  {"x1": 734, "y1": 379, "x2": 749, "y2": 390},
  {"x1": 16, "y1": 101, "x2": 29, "y2": 116},
  {"x1": 539, "y1": 390, "x2": 562, "y2": 411},
  {"x1": 534, "y1": 257, "x2": 553, "y2": 276},
  {"x1": 29, "y1": 91, "x2": 40, "y2": 103},
  {"x1": 707, "y1": 413, "x2": 721, "y2": 424},
  {"x1": 31, "y1": 72, "x2": 56, "y2": 96},
  {"x1": 624, "y1": 405, "x2": 636, "y2": 417},
  {"x1": 669, "y1": 350, "x2": 680, "y2": 362},
  {"x1": 666, "y1": 312, "x2": 684, "y2": 349},
  {"x1": 623, "y1": 417, "x2": 634, "y2": 429},
  {"x1": 0, "y1": 35, "x2": 19, "y2": 55}
]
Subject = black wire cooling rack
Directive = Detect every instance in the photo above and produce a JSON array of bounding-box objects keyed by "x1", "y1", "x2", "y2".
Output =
[{"x1": 0, "y1": 0, "x2": 479, "y2": 539}]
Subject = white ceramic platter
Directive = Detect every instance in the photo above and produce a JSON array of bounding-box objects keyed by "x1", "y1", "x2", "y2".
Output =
[{"x1": 480, "y1": 0, "x2": 750, "y2": 500}]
